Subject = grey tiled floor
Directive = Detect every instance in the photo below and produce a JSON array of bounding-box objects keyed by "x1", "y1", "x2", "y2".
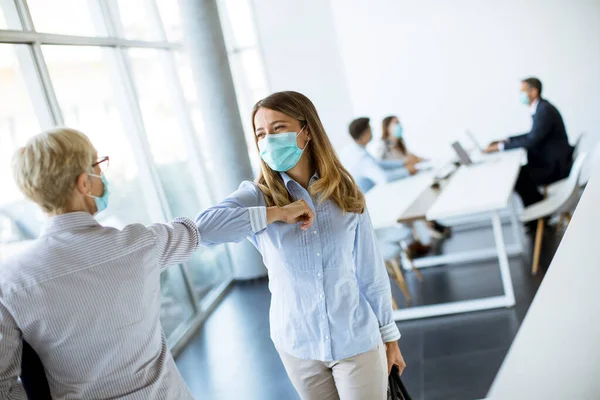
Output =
[{"x1": 177, "y1": 223, "x2": 559, "y2": 399}]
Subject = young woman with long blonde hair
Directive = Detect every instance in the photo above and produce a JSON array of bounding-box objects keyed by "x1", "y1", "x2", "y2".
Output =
[{"x1": 196, "y1": 91, "x2": 405, "y2": 399}]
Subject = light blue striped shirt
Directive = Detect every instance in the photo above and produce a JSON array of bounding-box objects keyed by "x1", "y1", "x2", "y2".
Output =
[{"x1": 196, "y1": 173, "x2": 400, "y2": 362}]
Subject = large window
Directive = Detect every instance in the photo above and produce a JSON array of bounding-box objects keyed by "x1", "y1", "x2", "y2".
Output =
[
  {"x1": 218, "y1": 0, "x2": 270, "y2": 174},
  {"x1": 0, "y1": 0, "x2": 239, "y2": 349}
]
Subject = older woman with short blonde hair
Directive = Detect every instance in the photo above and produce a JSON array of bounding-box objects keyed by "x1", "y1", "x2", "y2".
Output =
[{"x1": 0, "y1": 128, "x2": 199, "y2": 399}]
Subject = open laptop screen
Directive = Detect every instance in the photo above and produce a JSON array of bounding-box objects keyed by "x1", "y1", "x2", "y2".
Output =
[{"x1": 452, "y1": 141, "x2": 473, "y2": 166}]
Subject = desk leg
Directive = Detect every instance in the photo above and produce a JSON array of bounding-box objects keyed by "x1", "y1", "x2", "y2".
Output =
[
  {"x1": 492, "y1": 211, "x2": 516, "y2": 307},
  {"x1": 509, "y1": 194, "x2": 525, "y2": 254}
]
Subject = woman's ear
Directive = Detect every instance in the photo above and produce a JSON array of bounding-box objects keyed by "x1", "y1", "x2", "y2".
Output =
[{"x1": 75, "y1": 172, "x2": 91, "y2": 196}]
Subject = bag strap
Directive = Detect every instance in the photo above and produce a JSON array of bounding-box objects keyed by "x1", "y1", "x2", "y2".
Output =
[{"x1": 390, "y1": 366, "x2": 411, "y2": 400}]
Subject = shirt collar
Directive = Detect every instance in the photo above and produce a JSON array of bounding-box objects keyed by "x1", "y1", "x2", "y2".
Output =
[
  {"x1": 280, "y1": 171, "x2": 320, "y2": 191},
  {"x1": 530, "y1": 98, "x2": 540, "y2": 116},
  {"x1": 40, "y1": 212, "x2": 100, "y2": 236},
  {"x1": 354, "y1": 141, "x2": 368, "y2": 152}
]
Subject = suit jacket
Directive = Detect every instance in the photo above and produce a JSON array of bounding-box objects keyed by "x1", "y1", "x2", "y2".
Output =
[{"x1": 505, "y1": 98, "x2": 574, "y2": 185}]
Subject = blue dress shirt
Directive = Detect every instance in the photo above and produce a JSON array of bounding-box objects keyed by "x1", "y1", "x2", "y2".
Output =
[{"x1": 196, "y1": 173, "x2": 400, "y2": 362}]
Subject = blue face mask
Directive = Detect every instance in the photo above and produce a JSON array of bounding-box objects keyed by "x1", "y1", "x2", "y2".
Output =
[
  {"x1": 87, "y1": 172, "x2": 110, "y2": 214},
  {"x1": 519, "y1": 91, "x2": 530, "y2": 105},
  {"x1": 258, "y1": 127, "x2": 308, "y2": 172},
  {"x1": 392, "y1": 124, "x2": 403, "y2": 138}
]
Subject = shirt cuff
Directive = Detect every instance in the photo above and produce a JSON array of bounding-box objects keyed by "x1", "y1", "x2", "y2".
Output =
[
  {"x1": 380, "y1": 322, "x2": 401, "y2": 342},
  {"x1": 248, "y1": 206, "x2": 267, "y2": 233},
  {"x1": 498, "y1": 142, "x2": 505, "y2": 151},
  {"x1": 173, "y1": 217, "x2": 200, "y2": 248}
]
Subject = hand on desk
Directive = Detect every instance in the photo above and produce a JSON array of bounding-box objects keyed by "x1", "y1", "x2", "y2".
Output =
[
  {"x1": 405, "y1": 154, "x2": 418, "y2": 164},
  {"x1": 484, "y1": 141, "x2": 501, "y2": 153},
  {"x1": 406, "y1": 161, "x2": 418, "y2": 175}
]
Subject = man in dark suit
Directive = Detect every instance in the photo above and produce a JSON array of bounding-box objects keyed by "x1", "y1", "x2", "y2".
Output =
[{"x1": 485, "y1": 77, "x2": 574, "y2": 209}]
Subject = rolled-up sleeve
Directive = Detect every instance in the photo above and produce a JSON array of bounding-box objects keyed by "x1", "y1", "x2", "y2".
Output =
[
  {"x1": 0, "y1": 299, "x2": 26, "y2": 399},
  {"x1": 196, "y1": 181, "x2": 267, "y2": 246},
  {"x1": 353, "y1": 208, "x2": 401, "y2": 343},
  {"x1": 149, "y1": 217, "x2": 200, "y2": 270}
]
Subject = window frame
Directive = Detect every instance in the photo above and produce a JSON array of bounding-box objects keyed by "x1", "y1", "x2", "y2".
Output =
[{"x1": 0, "y1": 0, "x2": 235, "y2": 353}]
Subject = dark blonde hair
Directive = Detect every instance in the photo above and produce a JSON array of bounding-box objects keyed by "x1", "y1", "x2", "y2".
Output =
[
  {"x1": 382, "y1": 115, "x2": 407, "y2": 156},
  {"x1": 252, "y1": 91, "x2": 365, "y2": 214}
]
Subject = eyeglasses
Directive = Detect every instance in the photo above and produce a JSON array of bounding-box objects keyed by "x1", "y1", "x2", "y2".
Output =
[{"x1": 92, "y1": 156, "x2": 110, "y2": 172}]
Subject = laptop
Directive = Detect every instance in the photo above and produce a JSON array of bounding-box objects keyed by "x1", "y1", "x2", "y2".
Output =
[{"x1": 451, "y1": 141, "x2": 475, "y2": 166}]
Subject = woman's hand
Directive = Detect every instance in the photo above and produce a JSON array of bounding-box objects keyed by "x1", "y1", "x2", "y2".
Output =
[
  {"x1": 406, "y1": 154, "x2": 419, "y2": 165},
  {"x1": 385, "y1": 341, "x2": 406, "y2": 376},
  {"x1": 405, "y1": 160, "x2": 418, "y2": 175},
  {"x1": 267, "y1": 200, "x2": 315, "y2": 230}
]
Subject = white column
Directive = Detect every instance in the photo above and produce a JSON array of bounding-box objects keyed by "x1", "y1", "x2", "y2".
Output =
[{"x1": 179, "y1": 0, "x2": 266, "y2": 279}]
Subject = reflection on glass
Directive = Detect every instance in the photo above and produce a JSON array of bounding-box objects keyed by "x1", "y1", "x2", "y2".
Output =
[
  {"x1": 174, "y1": 52, "x2": 213, "y2": 171},
  {"x1": 112, "y1": 0, "x2": 161, "y2": 40},
  {"x1": 27, "y1": 0, "x2": 103, "y2": 36},
  {"x1": 0, "y1": 44, "x2": 44, "y2": 261},
  {"x1": 155, "y1": 0, "x2": 183, "y2": 42},
  {"x1": 42, "y1": 45, "x2": 196, "y2": 338},
  {"x1": 221, "y1": 0, "x2": 257, "y2": 48},
  {"x1": 0, "y1": 45, "x2": 41, "y2": 206},
  {"x1": 239, "y1": 50, "x2": 269, "y2": 100},
  {"x1": 128, "y1": 48, "x2": 230, "y2": 303},
  {"x1": 42, "y1": 45, "x2": 150, "y2": 227},
  {"x1": 0, "y1": 0, "x2": 21, "y2": 30},
  {"x1": 227, "y1": 49, "x2": 269, "y2": 175},
  {"x1": 160, "y1": 266, "x2": 194, "y2": 337}
]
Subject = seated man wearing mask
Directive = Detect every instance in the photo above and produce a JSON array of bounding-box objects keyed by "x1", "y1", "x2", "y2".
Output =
[
  {"x1": 0, "y1": 128, "x2": 200, "y2": 399},
  {"x1": 485, "y1": 77, "x2": 574, "y2": 211}
]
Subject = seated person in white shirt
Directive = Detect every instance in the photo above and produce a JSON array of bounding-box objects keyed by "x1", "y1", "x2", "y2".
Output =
[
  {"x1": 341, "y1": 117, "x2": 417, "y2": 190},
  {"x1": 341, "y1": 118, "x2": 446, "y2": 249}
]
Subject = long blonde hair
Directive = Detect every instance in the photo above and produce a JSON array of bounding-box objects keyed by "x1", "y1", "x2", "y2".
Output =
[{"x1": 252, "y1": 91, "x2": 365, "y2": 214}]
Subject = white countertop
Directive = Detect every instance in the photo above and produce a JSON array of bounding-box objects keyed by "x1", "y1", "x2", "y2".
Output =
[
  {"x1": 365, "y1": 171, "x2": 435, "y2": 229},
  {"x1": 488, "y1": 156, "x2": 600, "y2": 399}
]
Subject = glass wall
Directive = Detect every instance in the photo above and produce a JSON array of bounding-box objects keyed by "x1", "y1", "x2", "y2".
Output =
[
  {"x1": 0, "y1": 0, "x2": 243, "y2": 349},
  {"x1": 218, "y1": 0, "x2": 270, "y2": 175}
]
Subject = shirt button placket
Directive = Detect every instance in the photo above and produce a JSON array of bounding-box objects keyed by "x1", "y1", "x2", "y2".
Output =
[{"x1": 313, "y1": 205, "x2": 331, "y2": 360}]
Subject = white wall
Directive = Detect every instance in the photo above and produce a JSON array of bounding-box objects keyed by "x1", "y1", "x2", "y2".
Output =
[
  {"x1": 250, "y1": 0, "x2": 355, "y2": 150},
  {"x1": 330, "y1": 0, "x2": 600, "y2": 158}
]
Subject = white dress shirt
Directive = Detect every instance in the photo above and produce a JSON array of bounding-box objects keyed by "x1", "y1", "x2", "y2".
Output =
[
  {"x1": 0, "y1": 212, "x2": 199, "y2": 399},
  {"x1": 340, "y1": 142, "x2": 409, "y2": 185}
]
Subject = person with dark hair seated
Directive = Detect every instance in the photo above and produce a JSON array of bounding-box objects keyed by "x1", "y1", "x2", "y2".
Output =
[
  {"x1": 485, "y1": 77, "x2": 574, "y2": 214},
  {"x1": 341, "y1": 117, "x2": 447, "y2": 249},
  {"x1": 341, "y1": 117, "x2": 417, "y2": 187}
]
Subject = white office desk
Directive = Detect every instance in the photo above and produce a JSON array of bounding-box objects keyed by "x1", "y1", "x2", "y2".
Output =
[
  {"x1": 488, "y1": 159, "x2": 600, "y2": 399},
  {"x1": 393, "y1": 149, "x2": 526, "y2": 321},
  {"x1": 366, "y1": 172, "x2": 435, "y2": 230},
  {"x1": 427, "y1": 150, "x2": 524, "y2": 220}
]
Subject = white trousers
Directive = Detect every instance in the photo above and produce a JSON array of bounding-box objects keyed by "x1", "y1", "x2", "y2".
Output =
[{"x1": 278, "y1": 342, "x2": 387, "y2": 400}]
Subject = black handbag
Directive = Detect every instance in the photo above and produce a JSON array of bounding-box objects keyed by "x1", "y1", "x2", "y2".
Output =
[{"x1": 388, "y1": 366, "x2": 413, "y2": 400}]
